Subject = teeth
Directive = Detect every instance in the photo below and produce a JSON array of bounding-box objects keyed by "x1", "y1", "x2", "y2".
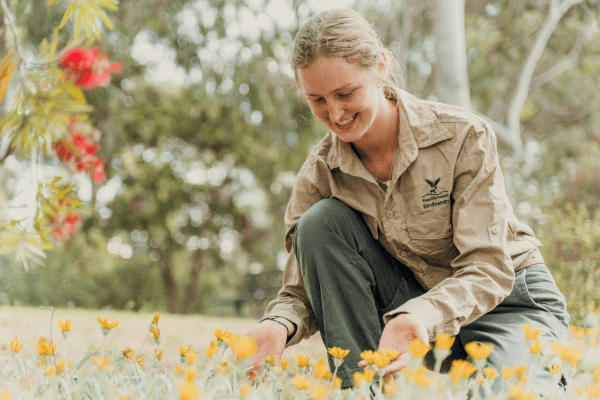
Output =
[{"x1": 337, "y1": 114, "x2": 356, "y2": 127}]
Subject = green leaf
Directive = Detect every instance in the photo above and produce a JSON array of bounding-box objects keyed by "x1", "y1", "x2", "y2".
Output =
[{"x1": 58, "y1": 1, "x2": 77, "y2": 29}]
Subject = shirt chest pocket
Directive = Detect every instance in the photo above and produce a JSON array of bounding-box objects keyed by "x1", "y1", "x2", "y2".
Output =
[{"x1": 405, "y1": 206, "x2": 455, "y2": 258}]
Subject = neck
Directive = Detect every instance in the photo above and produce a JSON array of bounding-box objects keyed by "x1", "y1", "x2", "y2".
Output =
[{"x1": 352, "y1": 95, "x2": 399, "y2": 162}]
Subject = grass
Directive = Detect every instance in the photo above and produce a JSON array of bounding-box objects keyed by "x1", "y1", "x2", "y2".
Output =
[{"x1": 0, "y1": 306, "x2": 328, "y2": 367}]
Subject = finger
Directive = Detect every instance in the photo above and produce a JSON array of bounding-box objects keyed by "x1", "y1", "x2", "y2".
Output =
[
  {"x1": 381, "y1": 353, "x2": 411, "y2": 378},
  {"x1": 358, "y1": 360, "x2": 368, "y2": 368}
]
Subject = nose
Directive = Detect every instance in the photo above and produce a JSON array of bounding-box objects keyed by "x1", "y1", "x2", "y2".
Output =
[{"x1": 327, "y1": 101, "x2": 345, "y2": 123}]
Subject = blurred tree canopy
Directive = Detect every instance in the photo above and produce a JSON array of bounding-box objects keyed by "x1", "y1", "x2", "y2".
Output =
[{"x1": 1, "y1": 0, "x2": 599, "y2": 321}]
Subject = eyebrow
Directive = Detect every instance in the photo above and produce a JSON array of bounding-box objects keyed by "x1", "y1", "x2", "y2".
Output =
[{"x1": 305, "y1": 82, "x2": 355, "y2": 97}]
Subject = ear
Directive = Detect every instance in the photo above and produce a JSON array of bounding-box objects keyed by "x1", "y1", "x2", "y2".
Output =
[{"x1": 377, "y1": 51, "x2": 387, "y2": 80}]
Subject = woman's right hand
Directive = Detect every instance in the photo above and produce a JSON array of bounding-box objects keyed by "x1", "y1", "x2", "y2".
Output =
[{"x1": 244, "y1": 320, "x2": 288, "y2": 381}]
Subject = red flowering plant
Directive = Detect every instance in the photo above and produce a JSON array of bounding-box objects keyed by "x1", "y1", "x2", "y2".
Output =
[
  {"x1": 52, "y1": 117, "x2": 107, "y2": 183},
  {"x1": 58, "y1": 46, "x2": 121, "y2": 90},
  {"x1": 0, "y1": 0, "x2": 120, "y2": 266}
]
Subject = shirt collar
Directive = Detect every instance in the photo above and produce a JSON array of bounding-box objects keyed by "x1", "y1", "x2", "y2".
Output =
[{"x1": 326, "y1": 88, "x2": 453, "y2": 172}]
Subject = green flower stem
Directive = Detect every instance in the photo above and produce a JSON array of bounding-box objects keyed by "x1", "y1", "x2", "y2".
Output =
[
  {"x1": 328, "y1": 364, "x2": 339, "y2": 393},
  {"x1": 132, "y1": 331, "x2": 151, "y2": 364},
  {"x1": 101, "y1": 335, "x2": 106, "y2": 360}
]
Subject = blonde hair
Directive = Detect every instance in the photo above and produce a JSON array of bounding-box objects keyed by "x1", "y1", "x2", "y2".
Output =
[{"x1": 291, "y1": 8, "x2": 404, "y2": 103}]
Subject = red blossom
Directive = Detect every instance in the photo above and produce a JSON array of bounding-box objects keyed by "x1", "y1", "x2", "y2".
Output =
[
  {"x1": 58, "y1": 47, "x2": 121, "y2": 91},
  {"x1": 48, "y1": 199, "x2": 83, "y2": 242},
  {"x1": 53, "y1": 120, "x2": 106, "y2": 182}
]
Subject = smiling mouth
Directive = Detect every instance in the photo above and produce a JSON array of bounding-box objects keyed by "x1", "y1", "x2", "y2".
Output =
[{"x1": 336, "y1": 113, "x2": 357, "y2": 127}]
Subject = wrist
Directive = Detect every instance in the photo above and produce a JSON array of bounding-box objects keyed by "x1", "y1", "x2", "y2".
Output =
[{"x1": 261, "y1": 317, "x2": 294, "y2": 339}]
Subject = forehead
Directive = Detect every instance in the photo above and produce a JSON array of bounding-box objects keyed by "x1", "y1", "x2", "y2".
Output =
[{"x1": 297, "y1": 56, "x2": 371, "y2": 96}]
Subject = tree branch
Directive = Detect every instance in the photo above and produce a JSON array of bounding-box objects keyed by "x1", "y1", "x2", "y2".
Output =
[
  {"x1": 473, "y1": 111, "x2": 521, "y2": 149},
  {"x1": 530, "y1": 26, "x2": 586, "y2": 90},
  {"x1": 506, "y1": 0, "x2": 583, "y2": 146}
]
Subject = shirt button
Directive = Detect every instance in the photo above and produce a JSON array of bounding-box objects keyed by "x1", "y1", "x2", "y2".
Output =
[
  {"x1": 401, "y1": 251, "x2": 407, "y2": 257},
  {"x1": 491, "y1": 227, "x2": 499, "y2": 234},
  {"x1": 428, "y1": 278, "x2": 434, "y2": 285},
  {"x1": 386, "y1": 211, "x2": 393, "y2": 218}
]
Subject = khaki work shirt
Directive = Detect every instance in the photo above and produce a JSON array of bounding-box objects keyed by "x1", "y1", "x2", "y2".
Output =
[{"x1": 263, "y1": 88, "x2": 542, "y2": 346}]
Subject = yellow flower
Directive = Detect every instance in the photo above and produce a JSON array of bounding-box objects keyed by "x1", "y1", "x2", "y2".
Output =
[
  {"x1": 435, "y1": 332, "x2": 455, "y2": 350},
  {"x1": 10, "y1": 336, "x2": 23, "y2": 353},
  {"x1": 353, "y1": 369, "x2": 376, "y2": 388},
  {"x1": 214, "y1": 328, "x2": 226, "y2": 341},
  {"x1": 402, "y1": 365, "x2": 433, "y2": 388},
  {"x1": 92, "y1": 357, "x2": 114, "y2": 372},
  {"x1": 264, "y1": 354, "x2": 276, "y2": 367},
  {"x1": 291, "y1": 374, "x2": 312, "y2": 389},
  {"x1": 372, "y1": 352, "x2": 391, "y2": 369},
  {"x1": 56, "y1": 360, "x2": 72, "y2": 374},
  {"x1": 592, "y1": 364, "x2": 600, "y2": 383},
  {"x1": 407, "y1": 339, "x2": 431, "y2": 358},
  {"x1": 313, "y1": 358, "x2": 329, "y2": 379},
  {"x1": 229, "y1": 336, "x2": 257, "y2": 360},
  {"x1": 186, "y1": 351, "x2": 196, "y2": 365},
  {"x1": 586, "y1": 383, "x2": 600, "y2": 398},
  {"x1": 383, "y1": 378, "x2": 398, "y2": 395},
  {"x1": 206, "y1": 344, "x2": 218, "y2": 358},
  {"x1": 240, "y1": 382, "x2": 253, "y2": 398},
  {"x1": 522, "y1": 323, "x2": 541, "y2": 340},
  {"x1": 309, "y1": 380, "x2": 330, "y2": 399},
  {"x1": 217, "y1": 360, "x2": 230, "y2": 375},
  {"x1": 449, "y1": 360, "x2": 477, "y2": 385},
  {"x1": 508, "y1": 384, "x2": 537, "y2": 400},
  {"x1": 514, "y1": 364, "x2": 527, "y2": 381},
  {"x1": 151, "y1": 327, "x2": 161, "y2": 339},
  {"x1": 551, "y1": 342, "x2": 587, "y2": 367},
  {"x1": 529, "y1": 340, "x2": 544, "y2": 354},
  {"x1": 293, "y1": 354, "x2": 312, "y2": 367},
  {"x1": 574, "y1": 387, "x2": 583, "y2": 395},
  {"x1": 503, "y1": 366, "x2": 517, "y2": 380},
  {"x1": 179, "y1": 381, "x2": 200, "y2": 400},
  {"x1": 136, "y1": 357, "x2": 144, "y2": 368},
  {"x1": 151, "y1": 312, "x2": 160, "y2": 325},
  {"x1": 327, "y1": 347, "x2": 350, "y2": 360},
  {"x1": 465, "y1": 342, "x2": 494, "y2": 360},
  {"x1": 45, "y1": 366, "x2": 56, "y2": 379},
  {"x1": 174, "y1": 365, "x2": 184, "y2": 376},
  {"x1": 569, "y1": 325, "x2": 577, "y2": 333},
  {"x1": 548, "y1": 364, "x2": 561, "y2": 375},
  {"x1": 33, "y1": 337, "x2": 57, "y2": 356},
  {"x1": 57, "y1": 319, "x2": 73, "y2": 332},
  {"x1": 122, "y1": 346, "x2": 134, "y2": 360},
  {"x1": 281, "y1": 359, "x2": 289, "y2": 369},
  {"x1": 0, "y1": 389, "x2": 14, "y2": 400},
  {"x1": 379, "y1": 348, "x2": 401, "y2": 363},
  {"x1": 484, "y1": 367, "x2": 499, "y2": 380},
  {"x1": 178, "y1": 345, "x2": 191, "y2": 356},
  {"x1": 98, "y1": 316, "x2": 119, "y2": 330},
  {"x1": 359, "y1": 350, "x2": 377, "y2": 365},
  {"x1": 185, "y1": 368, "x2": 198, "y2": 382},
  {"x1": 154, "y1": 349, "x2": 164, "y2": 361},
  {"x1": 332, "y1": 377, "x2": 342, "y2": 389}
]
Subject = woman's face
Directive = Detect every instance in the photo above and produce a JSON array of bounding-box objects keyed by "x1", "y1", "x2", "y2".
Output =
[{"x1": 296, "y1": 56, "x2": 383, "y2": 144}]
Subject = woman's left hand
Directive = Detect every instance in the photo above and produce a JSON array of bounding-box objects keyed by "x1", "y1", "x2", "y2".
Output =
[{"x1": 358, "y1": 313, "x2": 429, "y2": 380}]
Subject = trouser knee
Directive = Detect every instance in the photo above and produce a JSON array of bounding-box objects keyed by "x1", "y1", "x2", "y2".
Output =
[{"x1": 294, "y1": 198, "x2": 357, "y2": 248}]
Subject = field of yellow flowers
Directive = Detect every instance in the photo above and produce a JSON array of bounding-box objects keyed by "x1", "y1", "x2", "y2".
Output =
[{"x1": 0, "y1": 306, "x2": 599, "y2": 399}]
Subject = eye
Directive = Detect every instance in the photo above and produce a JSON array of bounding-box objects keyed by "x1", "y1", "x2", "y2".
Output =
[
  {"x1": 310, "y1": 97, "x2": 324, "y2": 103},
  {"x1": 338, "y1": 91, "x2": 353, "y2": 99}
]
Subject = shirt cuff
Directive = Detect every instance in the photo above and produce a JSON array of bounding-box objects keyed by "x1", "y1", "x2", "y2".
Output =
[{"x1": 260, "y1": 316, "x2": 298, "y2": 345}]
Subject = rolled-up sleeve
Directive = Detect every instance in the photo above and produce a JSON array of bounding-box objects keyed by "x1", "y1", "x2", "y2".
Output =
[
  {"x1": 262, "y1": 157, "x2": 323, "y2": 347},
  {"x1": 385, "y1": 120, "x2": 515, "y2": 341}
]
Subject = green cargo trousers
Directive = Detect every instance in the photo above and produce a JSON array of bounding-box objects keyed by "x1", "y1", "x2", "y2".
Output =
[{"x1": 293, "y1": 198, "x2": 570, "y2": 394}]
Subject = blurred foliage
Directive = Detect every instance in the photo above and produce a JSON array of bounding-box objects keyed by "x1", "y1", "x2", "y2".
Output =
[
  {"x1": 1, "y1": 0, "x2": 600, "y2": 319},
  {"x1": 537, "y1": 203, "x2": 600, "y2": 325}
]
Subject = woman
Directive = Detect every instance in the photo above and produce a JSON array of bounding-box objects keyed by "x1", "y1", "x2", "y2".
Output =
[{"x1": 245, "y1": 8, "x2": 570, "y2": 394}]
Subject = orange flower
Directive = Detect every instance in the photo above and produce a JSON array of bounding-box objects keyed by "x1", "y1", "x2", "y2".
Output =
[
  {"x1": 327, "y1": 347, "x2": 350, "y2": 359},
  {"x1": 484, "y1": 367, "x2": 499, "y2": 380},
  {"x1": 57, "y1": 319, "x2": 73, "y2": 332},
  {"x1": 293, "y1": 354, "x2": 311, "y2": 367},
  {"x1": 449, "y1": 360, "x2": 477, "y2": 385},
  {"x1": 151, "y1": 312, "x2": 160, "y2": 325},
  {"x1": 550, "y1": 342, "x2": 587, "y2": 367},
  {"x1": 313, "y1": 358, "x2": 329, "y2": 379},
  {"x1": 291, "y1": 374, "x2": 311, "y2": 389},
  {"x1": 435, "y1": 332, "x2": 455, "y2": 350},
  {"x1": 465, "y1": 342, "x2": 494, "y2": 360},
  {"x1": 529, "y1": 340, "x2": 544, "y2": 354},
  {"x1": 407, "y1": 338, "x2": 431, "y2": 358},
  {"x1": 10, "y1": 336, "x2": 23, "y2": 353},
  {"x1": 522, "y1": 323, "x2": 541, "y2": 340},
  {"x1": 98, "y1": 316, "x2": 119, "y2": 334},
  {"x1": 353, "y1": 369, "x2": 376, "y2": 388}
]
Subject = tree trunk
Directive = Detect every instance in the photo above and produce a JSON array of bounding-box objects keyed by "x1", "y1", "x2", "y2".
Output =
[
  {"x1": 181, "y1": 250, "x2": 202, "y2": 314},
  {"x1": 160, "y1": 237, "x2": 180, "y2": 313},
  {"x1": 432, "y1": 0, "x2": 471, "y2": 110}
]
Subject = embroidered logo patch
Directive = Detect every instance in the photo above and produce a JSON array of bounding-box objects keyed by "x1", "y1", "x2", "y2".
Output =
[{"x1": 422, "y1": 178, "x2": 449, "y2": 209}]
